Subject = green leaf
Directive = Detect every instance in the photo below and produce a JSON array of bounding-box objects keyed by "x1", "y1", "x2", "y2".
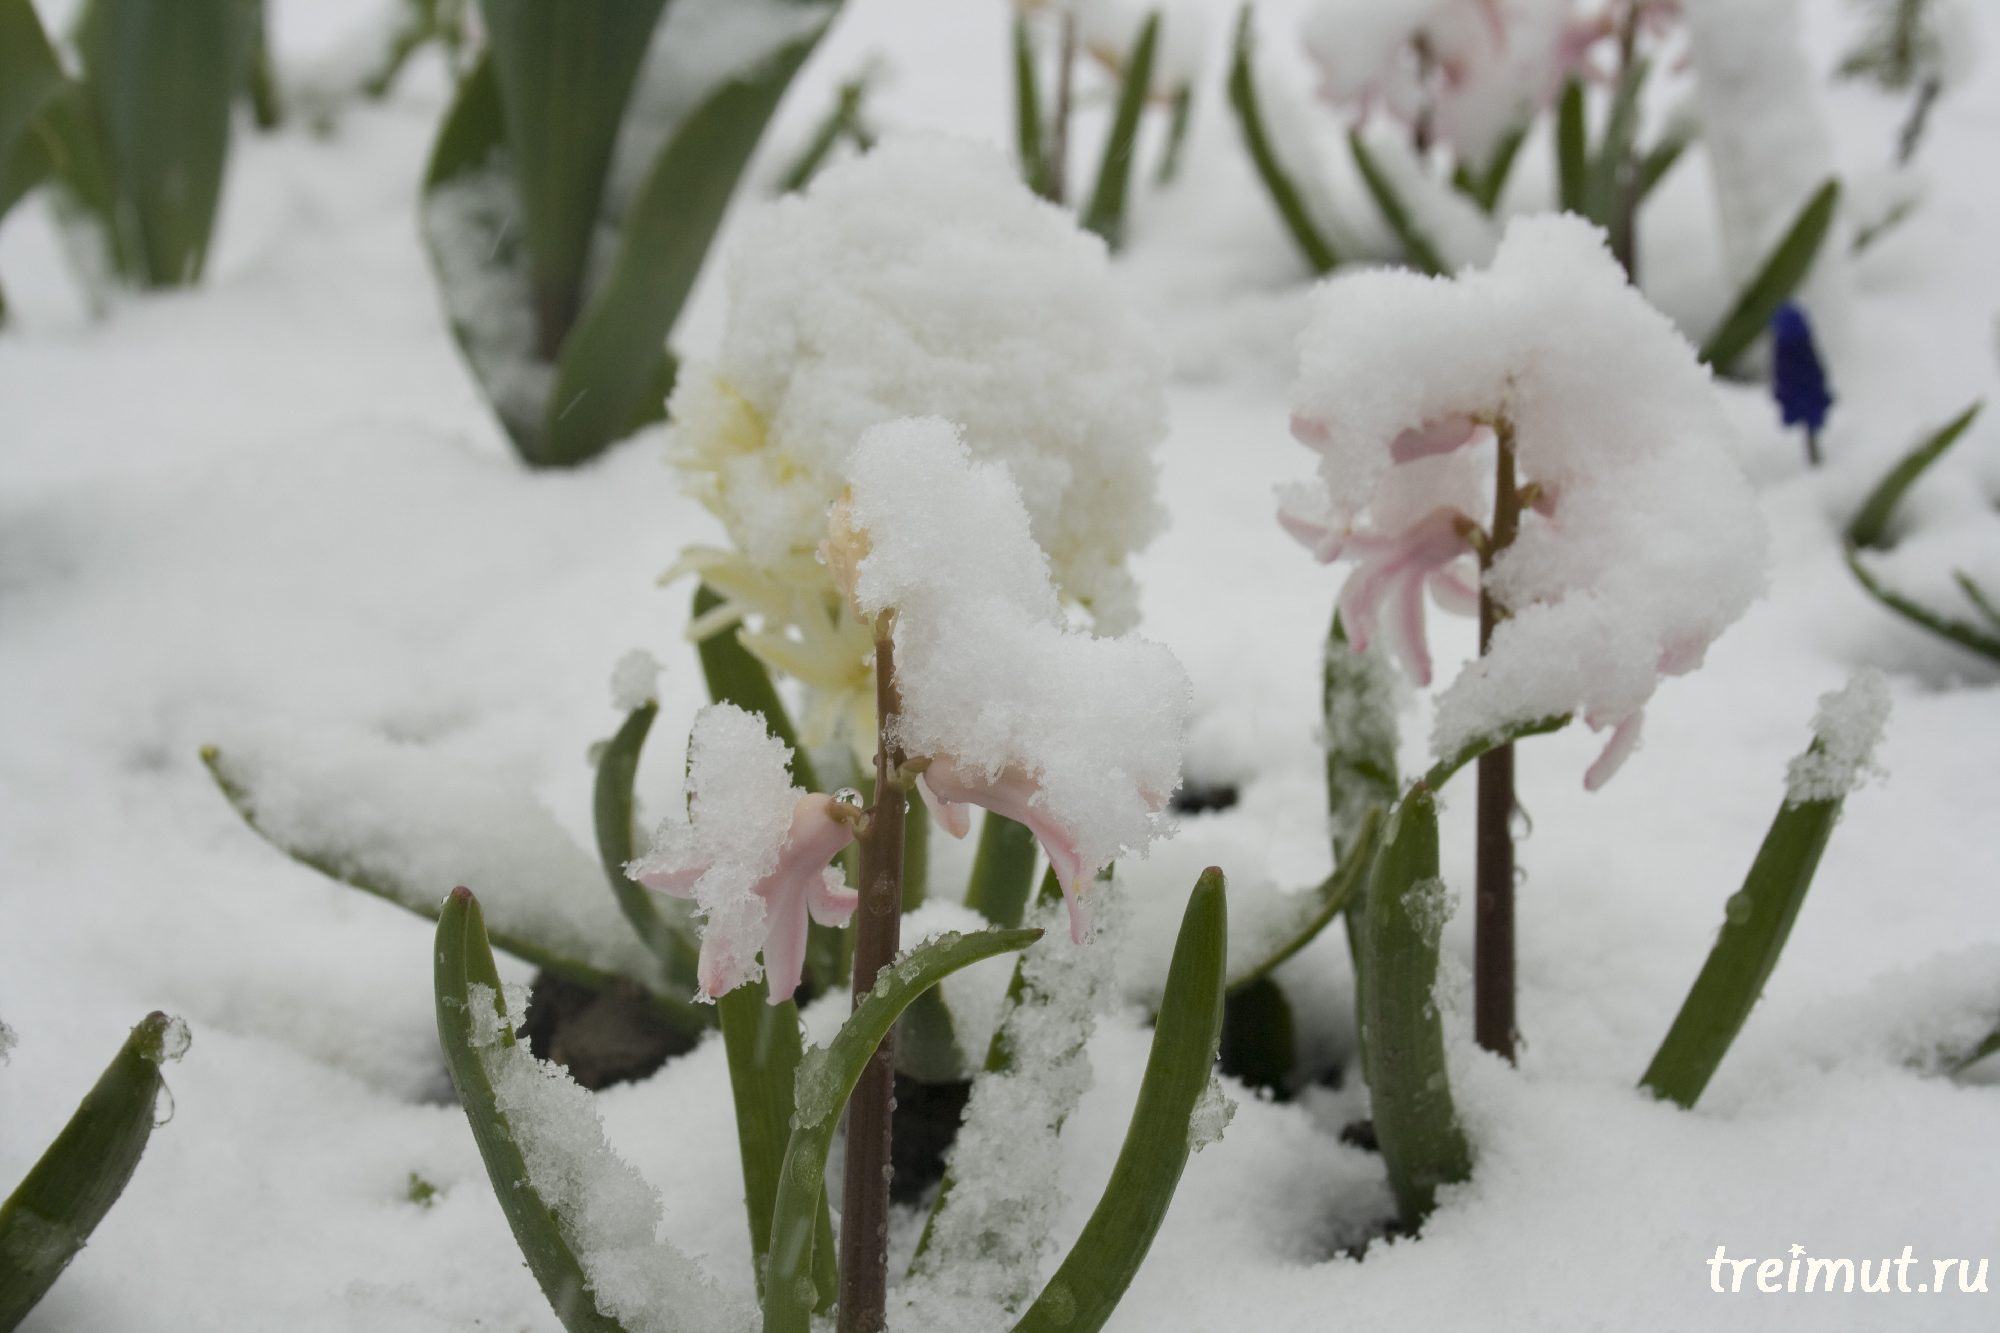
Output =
[
  {"x1": 1358, "y1": 787, "x2": 1471, "y2": 1228},
  {"x1": 1946, "y1": 1023, "x2": 2000, "y2": 1079},
  {"x1": 477, "y1": 0, "x2": 668, "y2": 356},
  {"x1": 1012, "y1": 869, "x2": 1228, "y2": 1333},
  {"x1": 1844, "y1": 549, "x2": 2000, "y2": 665},
  {"x1": 1586, "y1": 55, "x2": 1649, "y2": 226},
  {"x1": 592, "y1": 700, "x2": 702, "y2": 991},
  {"x1": 1347, "y1": 127, "x2": 1446, "y2": 276},
  {"x1": 1955, "y1": 571, "x2": 2000, "y2": 633},
  {"x1": 1227, "y1": 805, "x2": 1381, "y2": 995},
  {"x1": 778, "y1": 73, "x2": 869, "y2": 195},
  {"x1": 422, "y1": 52, "x2": 504, "y2": 192},
  {"x1": 1079, "y1": 10, "x2": 1158, "y2": 251},
  {"x1": 433, "y1": 889, "x2": 641, "y2": 1333},
  {"x1": 0, "y1": 0, "x2": 66, "y2": 198},
  {"x1": 1845, "y1": 402, "x2": 1983, "y2": 549},
  {"x1": 1324, "y1": 612, "x2": 1399, "y2": 861},
  {"x1": 1555, "y1": 78, "x2": 1587, "y2": 216},
  {"x1": 1639, "y1": 719, "x2": 1863, "y2": 1109},
  {"x1": 540, "y1": 21, "x2": 830, "y2": 468},
  {"x1": 962, "y1": 812, "x2": 1040, "y2": 928},
  {"x1": 1698, "y1": 179, "x2": 1841, "y2": 373},
  {"x1": 75, "y1": 0, "x2": 248, "y2": 286},
  {"x1": 200, "y1": 743, "x2": 706, "y2": 1032},
  {"x1": 1421, "y1": 713, "x2": 1571, "y2": 792},
  {"x1": 762, "y1": 927, "x2": 1042, "y2": 1333},
  {"x1": 1010, "y1": 13, "x2": 1045, "y2": 192},
  {"x1": 1152, "y1": 81, "x2": 1193, "y2": 186},
  {"x1": 1634, "y1": 123, "x2": 1691, "y2": 204},
  {"x1": 0, "y1": 1013, "x2": 185, "y2": 1330},
  {"x1": 1451, "y1": 122, "x2": 1526, "y2": 214},
  {"x1": 717, "y1": 987, "x2": 838, "y2": 1311},
  {"x1": 1225, "y1": 5, "x2": 1339, "y2": 274}
]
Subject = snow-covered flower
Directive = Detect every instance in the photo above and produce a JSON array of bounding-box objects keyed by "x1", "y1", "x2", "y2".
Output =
[
  {"x1": 1301, "y1": 0, "x2": 1592, "y2": 171},
  {"x1": 1281, "y1": 213, "x2": 1768, "y2": 787},
  {"x1": 667, "y1": 134, "x2": 1168, "y2": 756},
  {"x1": 840, "y1": 417, "x2": 1189, "y2": 939},
  {"x1": 627, "y1": 704, "x2": 859, "y2": 1003}
]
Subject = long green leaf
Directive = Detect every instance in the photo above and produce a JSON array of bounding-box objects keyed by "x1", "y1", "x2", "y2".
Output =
[
  {"x1": 1228, "y1": 805, "x2": 1380, "y2": 996},
  {"x1": 1698, "y1": 179, "x2": 1841, "y2": 372},
  {"x1": 1348, "y1": 128, "x2": 1446, "y2": 276},
  {"x1": 0, "y1": 0, "x2": 65, "y2": 193},
  {"x1": 434, "y1": 889, "x2": 637, "y2": 1333},
  {"x1": 422, "y1": 53, "x2": 503, "y2": 191},
  {"x1": 1079, "y1": 12, "x2": 1159, "y2": 250},
  {"x1": 1845, "y1": 402, "x2": 1983, "y2": 548},
  {"x1": 762, "y1": 927, "x2": 1042, "y2": 1333},
  {"x1": 0, "y1": 1013, "x2": 186, "y2": 1329},
  {"x1": 1451, "y1": 122, "x2": 1526, "y2": 215},
  {"x1": 1586, "y1": 55, "x2": 1649, "y2": 226},
  {"x1": 75, "y1": 0, "x2": 247, "y2": 286},
  {"x1": 540, "y1": 19, "x2": 831, "y2": 467},
  {"x1": 1639, "y1": 716, "x2": 1867, "y2": 1108},
  {"x1": 1010, "y1": 12, "x2": 1045, "y2": 192},
  {"x1": 1555, "y1": 78, "x2": 1587, "y2": 216},
  {"x1": 1359, "y1": 787, "x2": 1471, "y2": 1228},
  {"x1": 1324, "y1": 612, "x2": 1399, "y2": 859},
  {"x1": 1012, "y1": 869, "x2": 1228, "y2": 1333},
  {"x1": 717, "y1": 987, "x2": 837, "y2": 1311},
  {"x1": 200, "y1": 744, "x2": 705, "y2": 1031},
  {"x1": 1421, "y1": 713, "x2": 1571, "y2": 792},
  {"x1": 1844, "y1": 550, "x2": 2000, "y2": 664},
  {"x1": 592, "y1": 700, "x2": 702, "y2": 991},
  {"x1": 477, "y1": 0, "x2": 668, "y2": 355},
  {"x1": 1956, "y1": 571, "x2": 2000, "y2": 634},
  {"x1": 1225, "y1": 5, "x2": 1339, "y2": 274},
  {"x1": 962, "y1": 812, "x2": 1040, "y2": 928}
]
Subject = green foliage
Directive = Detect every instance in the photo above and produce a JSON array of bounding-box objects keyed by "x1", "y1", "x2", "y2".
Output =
[
  {"x1": 1079, "y1": 12, "x2": 1159, "y2": 251},
  {"x1": 1358, "y1": 787, "x2": 1471, "y2": 1228},
  {"x1": 433, "y1": 889, "x2": 637, "y2": 1333},
  {"x1": 1, "y1": 1013, "x2": 187, "y2": 1330},
  {"x1": 1011, "y1": 13, "x2": 1045, "y2": 192},
  {"x1": 1347, "y1": 128, "x2": 1446, "y2": 276},
  {"x1": 762, "y1": 928, "x2": 1043, "y2": 1333},
  {"x1": 1838, "y1": 0, "x2": 1949, "y2": 91},
  {"x1": 1698, "y1": 180, "x2": 1841, "y2": 373},
  {"x1": 1640, "y1": 715, "x2": 1868, "y2": 1108},
  {"x1": 1842, "y1": 403, "x2": 2000, "y2": 665},
  {"x1": 962, "y1": 812, "x2": 1041, "y2": 928},
  {"x1": 591, "y1": 700, "x2": 702, "y2": 991},
  {"x1": 1013, "y1": 868, "x2": 1229, "y2": 1333},
  {"x1": 1226, "y1": 5, "x2": 1340, "y2": 274},
  {"x1": 423, "y1": 5, "x2": 839, "y2": 468}
]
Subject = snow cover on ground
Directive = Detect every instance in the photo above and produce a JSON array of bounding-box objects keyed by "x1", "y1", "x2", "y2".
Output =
[{"x1": 1, "y1": 0, "x2": 1998, "y2": 1330}]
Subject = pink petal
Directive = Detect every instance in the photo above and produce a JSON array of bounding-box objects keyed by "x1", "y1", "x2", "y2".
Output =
[
  {"x1": 1384, "y1": 566, "x2": 1435, "y2": 685},
  {"x1": 759, "y1": 886, "x2": 810, "y2": 1005},
  {"x1": 922, "y1": 758, "x2": 1095, "y2": 943},
  {"x1": 807, "y1": 866, "x2": 858, "y2": 927},
  {"x1": 631, "y1": 860, "x2": 703, "y2": 899},
  {"x1": 1583, "y1": 712, "x2": 1644, "y2": 791},
  {"x1": 1388, "y1": 416, "x2": 1482, "y2": 464},
  {"x1": 917, "y1": 772, "x2": 973, "y2": 839},
  {"x1": 1290, "y1": 414, "x2": 1334, "y2": 451},
  {"x1": 1428, "y1": 560, "x2": 1482, "y2": 616}
]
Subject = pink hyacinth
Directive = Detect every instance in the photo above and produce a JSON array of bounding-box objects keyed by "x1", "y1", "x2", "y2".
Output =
[
  {"x1": 917, "y1": 757, "x2": 1102, "y2": 944},
  {"x1": 632, "y1": 791, "x2": 859, "y2": 1005}
]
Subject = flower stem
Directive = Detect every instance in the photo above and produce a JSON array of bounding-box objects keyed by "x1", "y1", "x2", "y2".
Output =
[
  {"x1": 1474, "y1": 424, "x2": 1521, "y2": 1062},
  {"x1": 837, "y1": 620, "x2": 907, "y2": 1332}
]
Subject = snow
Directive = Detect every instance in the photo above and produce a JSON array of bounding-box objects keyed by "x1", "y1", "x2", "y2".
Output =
[
  {"x1": 670, "y1": 131, "x2": 1168, "y2": 635},
  {"x1": 608, "y1": 649, "x2": 662, "y2": 713},
  {"x1": 899, "y1": 888, "x2": 1124, "y2": 1323},
  {"x1": 1284, "y1": 213, "x2": 1769, "y2": 784},
  {"x1": 1683, "y1": 0, "x2": 1854, "y2": 360},
  {"x1": 845, "y1": 419, "x2": 1191, "y2": 912},
  {"x1": 0, "y1": 0, "x2": 1997, "y2": 1329},
  {"x1": 469, "y1": 985, "x2": 755, "y2": 1333},
  {"x1": 1784, "y1": 669, "x2": 1892, "y2": 805}
]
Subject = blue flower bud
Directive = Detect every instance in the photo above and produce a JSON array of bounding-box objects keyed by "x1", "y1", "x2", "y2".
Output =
[{"x1": 1770, "y1": 302, "x2": 1833, "y2": 434}]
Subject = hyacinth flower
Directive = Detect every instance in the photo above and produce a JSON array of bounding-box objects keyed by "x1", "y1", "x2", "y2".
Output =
[
  {"x1": 1281, "y1": 213, "x2": 1767, "y2": 1057},
  {"x1": 627, "y1": 704, "x2": 860, "y2": 1004},
  {"x1": 1771, "y1": 301, "x2": 1834, "y2": 466},
  {"x1": 664, "y1": 135, "x2": 1169, "y2": 764},
  {"x1": 827, "y1": 418, "x2": 1189, "y2": 948}
]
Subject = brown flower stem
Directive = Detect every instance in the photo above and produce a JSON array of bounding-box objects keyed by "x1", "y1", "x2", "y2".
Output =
[
  {"x1": 837, "y1": 619, "x2": 907, "y2": 1333},
  {"x1": 1474, "y1": 422, "x2": 1521, "y2": 1063},
  {"x1": 1046, "y1": 13, "x2": 1078, "y2": 204}
]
